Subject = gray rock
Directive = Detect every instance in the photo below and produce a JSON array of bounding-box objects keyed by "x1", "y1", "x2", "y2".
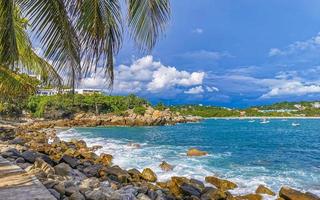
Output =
[
  {"x1": 65, "y1": 186, "x2": 78, "y2": 196},
  {"x1": 82, "y1": 164, "x2": 102, "y2": 177},
  {"x1": 54, "y1": 163, "x2": 72, "y2": 176},
  {"x1": 54, "y1": 182, "x2": 66, "y2": 195},
  {"x1": 70, "y1": 192, "x2": 85, "y2": 200},
  {"x1": 43, "y1": 180, "x2": 59, "y2": 189},
  {"x1": 9, "y1": 137, "x2": 24, "y2": 145},
  {"x1": 60, "y1": 155, "x2": 79, "y2": 168},
  {"x1": 1, "y1": 147, "x2": 21, "y2": 158},
  {"x1": 137, "y1": 193, "x2": 152, "y2": 200},
  {"x1": 79, "y1": 177, "x2": 100, "y2": 193},
  {"x1": 16, "y1": 162, "x2": 32, "y2": 169},
  {"x1": 15, "y1": 157, "x2": 25, "y2": 163},
  {"x1": 21, "y1": 150, "x2": 37, "y2": 163},
  {"x1": 49, "y1": 188, "x2": 61, "y2": 199},
  {"x1": 180, "y1": 183, "x2": 201, "y2": 197},
  {"x1": 85, "y1": 190, "x2": 106, "y2": 200},
  {"x1": 147, "y1": 190, "x2": 158, "y2": 200}
]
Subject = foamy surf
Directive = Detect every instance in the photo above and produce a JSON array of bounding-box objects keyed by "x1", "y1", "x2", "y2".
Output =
[{"x1": 57, "y1": 124, "x2": 320, "y2": 199}]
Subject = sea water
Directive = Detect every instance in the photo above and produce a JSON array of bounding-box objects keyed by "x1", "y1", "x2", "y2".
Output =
[{"x1": 57, "y1": 119, "x2": 320, "y2": 198}]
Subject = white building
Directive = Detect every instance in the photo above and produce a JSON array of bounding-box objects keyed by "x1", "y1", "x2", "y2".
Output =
[
  {"x1": 312, "y1": 102, "x2": 320, "y2": 108},
  {"x1": 37, "y1": 88, "x2": 102, "y2": 96}
]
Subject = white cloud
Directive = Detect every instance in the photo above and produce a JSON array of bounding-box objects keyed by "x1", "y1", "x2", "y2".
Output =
[
  {"x1": 261, "y1": 81, "x2": 320, "y2": 98},
  {"x1": 184, "y1": 86, "x2": 204, "y2": 94},
  {"x1": 206, "y1": 86, "x2": 219, "y2": 92},
  {"x1": 269, "y1": 32, "x2": 320, "y2": 57},
  {"x1": 80, "y1": 55, "x2": 206, "y2": 95},
  {"x1": 193, "y1": 28, "x2": 204, "y2": 34}
]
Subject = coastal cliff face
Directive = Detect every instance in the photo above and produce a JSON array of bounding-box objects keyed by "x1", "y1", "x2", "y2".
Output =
[{"x1": 26, "y1": 107, "x2": 202, "y2": 128}]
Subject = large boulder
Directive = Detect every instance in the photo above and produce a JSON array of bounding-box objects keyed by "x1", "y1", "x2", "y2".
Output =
[
  {"x1": 201, "y1": 187, "x2": 232, "y2": 200},
  {"x1": 54, "y1": 162, "x2": 72, "y2": 176},
  {"x1": 205, "y1": 176, "x2": 237, "y2": 191},
  {"x1": 60, "y1": 155, "x2": 79, "y2": 168},
  {"x1": 141, "y1": 168, "x2": 157, "y2": 182},
  {"x1": 83, "y1": 164, "x2": 103, "y2": 177},
  {"x1": 180, "y1": 183, "x2": 201, "y2": 197},
  {"x1": 128, "y1": 168, "x2": 142, "y2": 182},
  {"x1": 187, "y1": 148, "x2": 208, "y2": 157},
  {"x1": 79, "y1": 177, "x2": 100, "y2": 193},
  {"x1": 100, "y1": 166, "x2": 130, "y2": 183},
  {"x1": 255, "y1": 185, "x2": 275, "y2": 196},
  {"x1": 21, "y1": 150, "x2": 37, "y2": 163},
  {"x1": 159, "y1": 161, "x2": 173, "y2": 171},
  {"x1": 279, "y1": 186, "x2": 319, "y2": 200},
  {"x1": 236, "y1": 194, "x2": 262, "y2": 200},
  {"x1": 99, "y1": 153, "x2": 113, "y2": 166}
]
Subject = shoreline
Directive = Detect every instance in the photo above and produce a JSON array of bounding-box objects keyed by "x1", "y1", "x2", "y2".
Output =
[
  {"x1": 204, "y1": 116, "x2": 320, "y2": 119},
  {"x1": 0, "y1": 123, "x2": 319, "y2": 200}
]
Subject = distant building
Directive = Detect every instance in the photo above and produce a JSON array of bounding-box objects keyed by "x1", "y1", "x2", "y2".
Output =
[
  {"x1": 294, "y1": 104, "x2": 305, "y2": 110},
  {"x1": 240, "y1": 111, "x2": 246, "y2": 117},
  {"x1": 312, "y1": 102, "x2": 320, "y2": 108},
  {"x1": 37, "y1": 88, "x2": 102, "y2": 96}
]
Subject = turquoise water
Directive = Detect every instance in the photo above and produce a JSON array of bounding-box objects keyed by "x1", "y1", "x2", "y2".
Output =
[{"x1": 58, "y1": 119, "x2": 320, "y2": 197}]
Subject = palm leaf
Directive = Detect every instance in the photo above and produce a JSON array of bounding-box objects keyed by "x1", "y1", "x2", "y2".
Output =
[{"x1": 127, "y1": 0, "x2": 170, "y2": 51}]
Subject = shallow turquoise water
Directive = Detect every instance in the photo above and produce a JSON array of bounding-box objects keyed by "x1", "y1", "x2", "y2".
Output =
[{"x1": 58, "y1": 119, "x2": 320, "y2": 197}]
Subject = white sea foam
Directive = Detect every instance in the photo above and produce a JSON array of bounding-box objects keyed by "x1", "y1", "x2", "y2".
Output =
[{"x1": 57, "y1": 128, "x2": 320, "y2": 199}]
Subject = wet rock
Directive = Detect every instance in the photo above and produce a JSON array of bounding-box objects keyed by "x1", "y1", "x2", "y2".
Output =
[
  {"x1": 141, "y1": 168, "x2": 157, "y2": 182},
  {"x1": 279, "y1": 186, "x2": 320, "y2": 200},
  {"x1": 99, "y1": 153, "x2": 113, "y2": 166},
  {"x1": 187, "y1": 148, "x2": 208, "y2": 157},
  {"x1": 21, "y1": 150, "x2": 37, "y2": 163},
  {"x1": 83, "y1": 164, "x2": 103, "y2": 177},
  {"x1": 190, "y1": 179, "x2": 205, "y2": 192},
  {"x1": 49, "y1": 188, "x2": 61, "y2": 199},
  {"x1": 236, "y1": 194, "x2": 262, "y2": 200},
  {"x1": 60, "y1": 155, "x2": 79, "y2": 168},
  {"x1": 200, "y1": 187, "x2": 230, "y2": 200},
  {"x1": 180, "y1": 183, "x2": 201, "y2": 197},
  {"x1": 54, "y1": 162, "x2": 72, "y2": 176},
  {"x1": 70, "y1": 192, "x2": 85, "y2": 200},
  {"x1": 255, "y1": 185, "x2": 275, "y2": 196},
  {"x1": 128, "y1": 168, "x2": 142, "y2": 182},
  {"x1": 159, "y1": 161, "x2": 173, "y2": 171},
  {"x1": 205, "y1": 176, "x2": 237, "y2": 191},
  {"x1": 85, "y1": 190, "x2": 106, "y2": 200},
  {"x1": 101, "y1": 166, "x2": 130, "y2": 183}
]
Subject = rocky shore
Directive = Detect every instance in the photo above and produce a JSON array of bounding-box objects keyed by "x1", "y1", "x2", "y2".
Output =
[{"x1": 0, "y1": 125, "x2": 319, "y2": 200}]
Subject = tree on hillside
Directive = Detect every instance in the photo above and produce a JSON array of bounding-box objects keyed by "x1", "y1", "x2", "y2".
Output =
[{"x1": 0, "y1": 0, "x2": 170, "y2": 96}]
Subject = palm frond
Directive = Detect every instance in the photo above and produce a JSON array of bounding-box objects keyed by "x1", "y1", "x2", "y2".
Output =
[
  {"x1": 127, "y1": 0, "x2": 170, "y2": 51},
  {"x1": 18, "y1": 0, "x2": 81, "y2": 88},
  {"x1": 0, "y1": 0, "x2": 19, "y2": 67},
  {"x1": 75, "y1": 0, "x2": 122, "y2": 87}
]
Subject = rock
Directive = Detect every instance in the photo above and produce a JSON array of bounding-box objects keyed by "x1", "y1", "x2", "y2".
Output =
[
  {"x1": 21, "y1": 150, "x2": 37, "y2": 163},
  {"x1": 99, "y1": 153, "x2": 113, "y2": 166},
  {"x1": 236, "y1": 194, "x2": 262, "y2": 200},
  {"x1": 33, "y1": 158, "x2": 55, "y2": 175},
  {"x1": 187, "y1": 148, "x2": 208, "y2": 157},
  {"x1": 159, "y1": 161, "x2": 173, "y2": 171},
  {"x1": 205, "y1": 176, "x2": 237, "y2": 191},
  {"x1": 38, "y1": 153, "x2": 56, "y2": 166},
  {"x1": 85, "y1": 190, "x2": 106, "y2": 200},
  {"x1": 128, "y1": 168, "x2": 142, "y2": 181},
  {"x1": 54, "y1": 182, "x2": 66, "y2": 195},
  {"x1": 147, "y1": 190, "x2": 158, "y2": 200},
  {"x1": 279, "y1": 186, "x2": 320, "y2": 200},
  {"x1": 83, "y1": 164, "x2": 103, "y2": 177},
  {"x1": 79, "y1": 177, "x2": 100, "y2": 193},
  {"x1": 200, "y1": 187, "x2": 230, "y2": 200},
  {"x1": 65, "y1": 186, "x2": 78, "y2": 196},
  {"x1": 127, "y1": 142, "x2": 141, "y2": 148},
  {"x1": 54, "y1": 162, "x2": 72, "y2": 176},
  {"x1": 190, "y1": 179, "x2": 205, "y2": 192},
  {"x1": 138, "y1": 193, "x2": 152, "y2": 200},
  {"x1": 15, "y1": 157, "x2": 25, "y2": 163},
  {"x1": 43, "y1": 180, "x2": 59, "y2": 189},
  {"x1": 1, "y1": 147, "x2": 21, "y2": 158},
  {"x1": 60, "y1": 155, "x2": 79, "y2": 168},
  {"x1": 180, "y1": 183, "x2": 201, "y2": 197},
  {"x1": 101, "y1": 166, "x2": 130, "y2": 183},
  {"x1": 255, "y1": 185, "x2": 275, "y2": 196},
  {"x1": 70, "y1": 192, "x2": 85, "y2": 200},
  {"x1": 9, "y1": 137, "x2": 25, "y2": 145},
  {"x1": 141, "y1": 168, "x2": 157, "y2": 182},
  {"x1": 49, "y1": 188, "x2": 61, "y2": 199}
]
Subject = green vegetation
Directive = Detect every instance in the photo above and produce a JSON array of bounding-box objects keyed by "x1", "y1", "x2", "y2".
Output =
[
  {"x1": 170, "y1": 105, "x2": 240, "y2": 117},
  {"x1": 26, "y1": 94, "x2": 149, "y2": 118}
]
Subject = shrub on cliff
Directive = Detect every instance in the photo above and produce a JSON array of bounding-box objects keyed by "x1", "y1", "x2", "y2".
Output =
[{"x1": 26, "y1": 94, "x2": 150, "y2": 118}]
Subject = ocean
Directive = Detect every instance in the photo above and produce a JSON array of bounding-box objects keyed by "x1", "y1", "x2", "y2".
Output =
[{"x1": 57, "y1": 119, "x2": 320, "y2": 198}]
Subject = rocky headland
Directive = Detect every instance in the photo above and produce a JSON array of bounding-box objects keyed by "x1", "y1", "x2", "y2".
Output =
[{"x1": 0, "y1": 122, "x2": 319, "y2": 200}]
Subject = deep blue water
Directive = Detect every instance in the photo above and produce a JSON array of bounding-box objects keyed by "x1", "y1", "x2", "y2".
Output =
[{"x1": 58, "y1": 119, "x2": 320, "y2": 197}]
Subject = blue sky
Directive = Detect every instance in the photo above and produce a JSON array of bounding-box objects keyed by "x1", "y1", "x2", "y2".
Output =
[{"x1": 81, "y1": 0, "x2": 320, "y2": 107}]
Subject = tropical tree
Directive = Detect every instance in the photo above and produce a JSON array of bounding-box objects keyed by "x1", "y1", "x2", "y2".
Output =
[{"x1": 0, "y1": 0, "x2": 170, "y2": 97}]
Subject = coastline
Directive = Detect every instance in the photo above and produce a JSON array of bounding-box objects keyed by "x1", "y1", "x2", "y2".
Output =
[{"x1": 204, "y1": 116, "x2": 320, "y2": 119}]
